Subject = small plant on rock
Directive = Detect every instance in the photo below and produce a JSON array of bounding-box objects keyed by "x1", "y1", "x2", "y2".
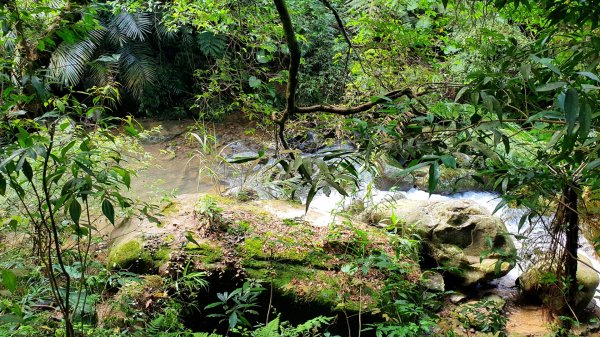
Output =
[{"x1": 198, "y1": 195, "x2": 224, "y2": 230}]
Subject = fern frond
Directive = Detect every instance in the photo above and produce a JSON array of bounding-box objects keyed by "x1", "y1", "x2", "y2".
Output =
[
  {"x1": 114, "y1": 12, "x2": 152, "y2": 41},
  {"x1": 105, "y1": 11, "x2": 152, "y2": 46},
  {"x1": 253, "y1": 317, "x2": 280, "y2": 337}
]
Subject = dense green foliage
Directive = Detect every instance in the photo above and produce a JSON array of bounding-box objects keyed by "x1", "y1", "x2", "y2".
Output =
[{"x1": 1, "y1": 0, "x2": 599, "y2": 336}]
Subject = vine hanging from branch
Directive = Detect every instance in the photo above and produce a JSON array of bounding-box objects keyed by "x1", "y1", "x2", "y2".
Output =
[{"x1": 271, "y1": 0, "x2": 425, "y2": 151}]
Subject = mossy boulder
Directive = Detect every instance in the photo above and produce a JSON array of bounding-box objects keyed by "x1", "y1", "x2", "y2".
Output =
[
  {"x1": 519, "y1": 254, "x2": 599, "y2": 313},
  {"x1": 236, "y1": 210, "x2": 399, "y2": 312},
  {"x1": 107, "y1": 193, "x2": 420, "y2": 314},
  {"x1": 107, "y1": 238, "x2": 155, "y2": 273},
  {"x1": 582, "y1": 187, "x2": 600, "y2": 241},
  {"x1": 363, "y1": 199, "x2": 516, "y2": 286},
  {"x1": 453, "y1": 295, "x2": 507, "y2": 333}
]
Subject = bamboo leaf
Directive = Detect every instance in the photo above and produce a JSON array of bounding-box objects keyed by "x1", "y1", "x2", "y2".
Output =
[
  {"x1": 428, "y1": 163, "x2": 440, "y2": 194},
  {"x1": 535, "y1": 81, "x2": 566, "y2": 92},
  {"x1": 305, "y1": 184, "x2": 318, "y2": 214},
  {"x1": 576, "y1": 71, "x2": 600, "y2": 83},
  {"x1": 564, "y1": 88, "x2": 579, "y2": 136}
]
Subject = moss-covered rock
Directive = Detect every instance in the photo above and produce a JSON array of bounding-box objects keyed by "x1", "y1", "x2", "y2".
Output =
[
  {"x1": 107, "y1": 238, "x2": 154, "y2": 273},
  {"x1": 519, "y1": 254, "x2": 599, "y2": 313},
  {"x1": 108, "y1": 193, "x2": 419, "y2": 313}
]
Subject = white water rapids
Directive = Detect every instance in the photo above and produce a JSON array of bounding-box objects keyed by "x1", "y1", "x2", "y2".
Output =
[{"x1": 306, "y1": 186, "x2": 600, "y2": 305}]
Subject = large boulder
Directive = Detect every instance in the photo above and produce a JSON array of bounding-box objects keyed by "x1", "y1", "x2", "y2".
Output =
[
  {"x1": 362, "y1": 199, "x2": 516, "y2": 286},
  {"x1": 519, "y1": 254, "x2": 599, "y2": 313},
  {"x1": 106, "y1": 193, "x2": 414, "y2": 313}
]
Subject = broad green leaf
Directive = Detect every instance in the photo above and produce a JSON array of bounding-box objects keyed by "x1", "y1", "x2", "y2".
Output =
[
  {"x1": 22, "y1": 159, "x2": 33, "y2": 182},
  {"x1": 248, "y1": 76, "x2": 261, "y2": 88},
  {"x1": 428, "y1": 163, "x2": 439, "y2": 194},
  {"x1": 440, "y1": 155, "x2": 456, "y2": 169},
  {"x1": 229, "y1": 312, "x2": 238, "y2": 329},
  {"x1": 7, "y1": 219, "x2": 17, "y2": 230},
  {"x1": 579, "y1": 102, "x2": 591, "y2": 142},
  {"x1": 69, "y1": 199, "x2": 82, "y2": 225},
  {"x1": 102, "y1": 199, "x2": 115, "y2": 225},
  {"x1": 1, "y1": 269, "x2": 17, "y2": 292},
  {"x1": 535, "y1": 82, "x2": 566, "y2": 92},
  {"x1": 564, "y1": 88, "x2": 579, "y2": 136}
]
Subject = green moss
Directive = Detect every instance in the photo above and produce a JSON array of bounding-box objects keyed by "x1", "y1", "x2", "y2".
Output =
[
  {"x1": 243, "y1": 261, "x2": 378, "y2": 312},
  {"x1": 241, "y1": 236, "x2": 266, "y2": 258},
  {"x1": 161, "y1": 202, "x2": 179, "y2": 216},
  {"x1": 107, "y1": 239, "x2": 154, "y2": 273},
  {"x1": 240, "y1": 235, "x2": 310, "y2": 262},
  {"x1": 185, "y1": 241, "x2": 223, "y2": 264},
  {"x1": 163, "y1": 233, "x2": 176, "y2": 244},
  {"x1": 153, "y1": 247, "x2": 171, "y2": 267},
  {"x1": 282, "y1": 218, "x2": 301, "y2": 226}
]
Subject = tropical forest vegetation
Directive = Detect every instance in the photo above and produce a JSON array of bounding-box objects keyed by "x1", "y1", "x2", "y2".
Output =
[{"x1": 0, "y1": 0, "x2": 599, "y2": 336}]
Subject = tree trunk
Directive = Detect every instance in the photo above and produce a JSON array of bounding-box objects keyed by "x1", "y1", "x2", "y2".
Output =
[{"x1": 559, "y1": 183, "x2": 579, "y2": 335}]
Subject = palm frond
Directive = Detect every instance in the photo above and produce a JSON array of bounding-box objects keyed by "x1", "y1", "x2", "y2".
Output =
[
  {"x1": 156, "y1": 20, "x2": 180, "y2": 42},
  {"x1": 118, "y1": 43, "x2": 157, "y2": 100},
  {"x1": 109, "y1": 12, "x2": 152, "y2": 43},
  {"x1": 86, "y1": 54, "x2": 119, "y2": 87},
  {"x1": 49, "y1": 39, "x2": 97, "y2": 86}
]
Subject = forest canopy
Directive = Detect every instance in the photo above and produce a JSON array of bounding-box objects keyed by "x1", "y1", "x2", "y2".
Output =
[{"x1": 0, "y1": 0, "x2": 599, "y2": 336}]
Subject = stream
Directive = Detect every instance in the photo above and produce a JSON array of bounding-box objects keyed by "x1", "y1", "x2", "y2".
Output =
[{"x1": 128, "y1": 119, "x2": 600, "y2": 333}]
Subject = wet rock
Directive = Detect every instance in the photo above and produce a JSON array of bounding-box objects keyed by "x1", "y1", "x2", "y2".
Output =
[
  {"x1": 223, "y1": 186, "x2": 259, "y2": 201},
  {"x1": 422, "y1": 270, "x2": 445, "y2": 292},
  {"x1": 449, "y1": 292, "x2": 467, "y2": 304},
  {"x1": 518, "y1": 254, "x2": 599, "y2": 313},
  {"x1": 287, "y1": 130, "x2": 321, "y2": 153},
  {"x1": 362, "y1": 199, "x2": 516, "y2": 286},
  {"x1": 376, "y1": 161, "x2": 484, "y2": 194}
]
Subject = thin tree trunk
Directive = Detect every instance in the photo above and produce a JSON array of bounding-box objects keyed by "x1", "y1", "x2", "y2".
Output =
[{"x1": 559, "y1": 183, "x2": 579, "y2": 335}]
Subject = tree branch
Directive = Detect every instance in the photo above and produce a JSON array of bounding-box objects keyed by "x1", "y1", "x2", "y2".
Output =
[
  {"x1": 273, "y1": 0, "x2": 301, "y2": 124},
  {"x1": 272, "y1": 0, "x2": 426, "y2": 148},
  {"x1": 296, "y1": 89, "x2": 424, "y2": 115}
]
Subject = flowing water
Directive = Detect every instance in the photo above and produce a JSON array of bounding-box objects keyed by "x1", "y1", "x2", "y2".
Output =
[{"x1": 129, "y1": 120, "x2": 599, "y2": 333}]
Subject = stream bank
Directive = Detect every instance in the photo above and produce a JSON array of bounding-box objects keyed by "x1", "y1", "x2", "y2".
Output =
[{"x1": 106, "y1": 119, "x2": 600, "y2": 336}]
